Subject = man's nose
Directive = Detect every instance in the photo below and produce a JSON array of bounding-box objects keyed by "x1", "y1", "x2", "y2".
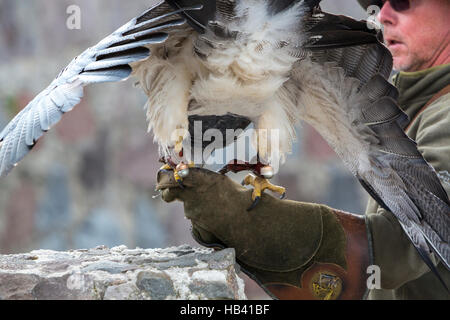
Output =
[{"x1": 377, "y1": 1, "x2": 397, "y2": 26}]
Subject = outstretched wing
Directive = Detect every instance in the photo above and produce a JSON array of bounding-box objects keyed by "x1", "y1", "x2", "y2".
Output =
[
  {"x1": 294, "y1": 10, "x2": 450, "y2": 279},
  {"x1": 0, "y1": 1, "x2": 199, "y2": 177}
]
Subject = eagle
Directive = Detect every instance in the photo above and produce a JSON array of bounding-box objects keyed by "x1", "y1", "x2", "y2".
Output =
[{"x1": 0, "y1": 0, "x2": 449, "y2": 289}]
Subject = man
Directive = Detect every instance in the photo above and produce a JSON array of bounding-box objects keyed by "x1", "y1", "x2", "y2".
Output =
[{"x1": 157, "y1": 0, "x2": 450, "y2": 299}]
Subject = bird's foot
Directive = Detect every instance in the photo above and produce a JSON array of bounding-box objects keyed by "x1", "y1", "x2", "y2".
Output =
[
  {"x1": 158, "y1": 161, "x2": 194, "y2": 189},
  {"x1": 241, "y1": 169, "x2": 286, "y2": 211}
]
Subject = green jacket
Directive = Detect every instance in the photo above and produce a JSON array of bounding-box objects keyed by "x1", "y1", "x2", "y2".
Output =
[{"x1": 365, "y1": 63, "x2": 450, "y2": 300}]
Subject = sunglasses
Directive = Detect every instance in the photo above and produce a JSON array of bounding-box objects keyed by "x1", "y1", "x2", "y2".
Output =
[{"x1": 382, "y1": 0, "x2": 411, "y2": 12}]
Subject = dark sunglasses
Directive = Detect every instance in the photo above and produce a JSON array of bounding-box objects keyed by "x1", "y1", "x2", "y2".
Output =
[{"x1": 381, "y1": 0, "x2": 411, "y2": 12}]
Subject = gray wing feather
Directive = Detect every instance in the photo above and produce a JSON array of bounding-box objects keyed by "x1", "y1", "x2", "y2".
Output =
[
  {"x1": 0, "y1": 1, "x2": 198, "y2": 177},
  {"x1": 304, "y1": 11, "x2": 450, "y2": 271}
]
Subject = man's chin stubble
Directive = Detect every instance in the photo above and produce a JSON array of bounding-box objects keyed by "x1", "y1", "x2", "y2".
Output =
[{"x1": 393, "y1": 54, "x2": 429, "y2": 72}]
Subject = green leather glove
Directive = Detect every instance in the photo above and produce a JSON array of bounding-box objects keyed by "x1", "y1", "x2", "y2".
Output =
[{"x1": 156, "y1": 167, "x2": 370, "y2": 300}]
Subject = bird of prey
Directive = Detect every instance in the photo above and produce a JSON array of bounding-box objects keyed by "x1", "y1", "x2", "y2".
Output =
[{"x1": 0, "y1": 0, "x2": 448, "y2": 288}]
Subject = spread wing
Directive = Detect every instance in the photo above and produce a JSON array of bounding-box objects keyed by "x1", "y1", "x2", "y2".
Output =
[
  {"x1": 0, "y1": 1, "x2": 199, "y2": 177},
  {"x1": 292, "y1": 10, "x2": 450, "y2": 282}
]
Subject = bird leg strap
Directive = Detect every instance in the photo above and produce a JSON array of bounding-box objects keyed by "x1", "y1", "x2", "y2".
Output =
[
  {"x1": 156, "y1": 168, "x2": 371, "y2": 300},
  {"x1": 159, "y1": 157, "x2": 194, "y2": 189}
]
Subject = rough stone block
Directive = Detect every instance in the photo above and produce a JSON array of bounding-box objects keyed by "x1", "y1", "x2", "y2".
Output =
[{"x1": 0, "y1": 245, "x2": 247, "y2": 300}]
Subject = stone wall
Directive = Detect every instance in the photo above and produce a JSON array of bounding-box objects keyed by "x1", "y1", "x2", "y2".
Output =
[{"x1": 0, "y1": 245, "x2": 246, "y2": 300}]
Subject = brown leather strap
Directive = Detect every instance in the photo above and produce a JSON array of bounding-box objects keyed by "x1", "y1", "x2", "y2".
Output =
[{"x1": 405, "y1": 84, "x2": 450, "y2": 132}]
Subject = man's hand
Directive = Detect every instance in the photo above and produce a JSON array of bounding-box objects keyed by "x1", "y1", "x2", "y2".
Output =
[{"x1": 156, "y1": 167, "x2": 370, "y2": 300}]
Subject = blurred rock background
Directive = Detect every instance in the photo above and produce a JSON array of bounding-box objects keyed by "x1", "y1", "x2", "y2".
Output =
[{"x1": 0, "y1": 0, "x2": 368, "y2": 299}]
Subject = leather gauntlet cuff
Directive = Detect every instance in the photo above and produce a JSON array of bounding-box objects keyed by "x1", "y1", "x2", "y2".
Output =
[{"x1": 191, "y1": 207, "x2": 370, "y2": 300}]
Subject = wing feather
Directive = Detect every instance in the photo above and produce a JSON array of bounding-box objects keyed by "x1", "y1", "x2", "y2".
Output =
[{"x1": 0, "y1": 1, "x2": 199, "y2": 177}]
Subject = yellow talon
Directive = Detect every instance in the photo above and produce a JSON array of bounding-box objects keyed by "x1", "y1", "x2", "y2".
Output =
[
  {"x1": 242, "y1": 174, "x2": 286, "y2": 202},
  {"x1": 159, "y1": 161, "x2": 196, "y2": 188},
  {"x1": 175, "y1": 162, "x2": 195, "y2": 187},
  {"x1": 174, "y1": 170, "x2": 183, "y2": 183},
  {"x1": 159, "y1": 163, "x2": 172, "y2": 171}
]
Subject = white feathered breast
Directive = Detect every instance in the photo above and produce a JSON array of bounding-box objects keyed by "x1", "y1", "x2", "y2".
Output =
[{"x1": 132, "y1": 0, "x2": 307, "y2": 163}]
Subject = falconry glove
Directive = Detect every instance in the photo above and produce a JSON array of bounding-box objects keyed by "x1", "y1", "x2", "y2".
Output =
[{"x1": 157, "y1": 167, "x2": 370, "y2": 300}]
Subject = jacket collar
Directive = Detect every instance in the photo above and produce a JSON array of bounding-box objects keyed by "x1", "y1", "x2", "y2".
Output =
[{"x1": 392, "y1": 63, "x2": 450, "y2": 119}]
